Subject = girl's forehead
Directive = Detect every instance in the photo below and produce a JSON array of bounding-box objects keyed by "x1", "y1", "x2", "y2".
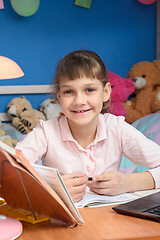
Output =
[{"x1": 59, "y1": 77, "x2": 101, "y2": 86}]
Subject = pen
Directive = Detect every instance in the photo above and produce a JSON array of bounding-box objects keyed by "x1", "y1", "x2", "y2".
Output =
[
  {"x1": 73, "y1": 177, "x2": 92, "y2": 181},
  {"x1": 88, "y1": 177, "x2": 92, "y2": 181}
]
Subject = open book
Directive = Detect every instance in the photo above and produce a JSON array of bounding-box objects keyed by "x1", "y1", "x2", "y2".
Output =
[
  {"x1": 0, "y1": 141, "x2": 83, "y2": 228},
  {"x1": 75, "y1": 189, "x2": 140, "y2": 208}
]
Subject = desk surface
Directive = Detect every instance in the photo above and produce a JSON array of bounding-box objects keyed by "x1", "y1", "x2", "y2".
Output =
[{"x1": 19, "y1": 205, "x2": 160, "y2": 240}]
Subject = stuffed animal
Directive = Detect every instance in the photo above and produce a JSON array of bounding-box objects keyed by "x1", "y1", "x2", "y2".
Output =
[
  {"x1": 39, "y1": 98, "x2": 64, "y2": 120},
  {"x1": 108, "y1": 71, "x2": 135, "y2": 116},
  {"x1": 7, "y1": 96, "x2": 46, "y2": 134},
  {"x1": 124, "y1": 60, "x2": 160, "y2": 124},
  {"x1": 0, "y1": 121, "x2": 18, "y2": 147}
]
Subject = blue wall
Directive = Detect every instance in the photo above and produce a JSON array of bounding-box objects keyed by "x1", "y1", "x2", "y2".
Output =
[{"x1": 0, "y1": 0, "x2": 156, "y2": 113}]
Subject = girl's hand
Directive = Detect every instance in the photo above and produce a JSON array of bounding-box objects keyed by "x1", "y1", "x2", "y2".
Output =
[
  {"x1": 62, "y1": 173, "x2": 88, "y2": 202},
  {"x1": 87, "y1": 171, "x2": 155, "y2": 196},
  {"x1": 87, "y1": 171, "x2": 128, "y2": 196}
]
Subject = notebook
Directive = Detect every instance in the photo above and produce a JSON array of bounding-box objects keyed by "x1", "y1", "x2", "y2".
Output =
[{"x1": 112, "y1": 191, "x2": 160, "y2": 222}]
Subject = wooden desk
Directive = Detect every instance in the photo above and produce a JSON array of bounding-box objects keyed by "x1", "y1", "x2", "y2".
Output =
[{"x1": 19, "y1": 205, "x2": 160, "y2": 240}]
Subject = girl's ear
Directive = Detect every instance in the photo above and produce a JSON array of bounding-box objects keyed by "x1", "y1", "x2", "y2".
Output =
[{"x1": 103, "y1": 82, "x2": 111, "y2": 102}]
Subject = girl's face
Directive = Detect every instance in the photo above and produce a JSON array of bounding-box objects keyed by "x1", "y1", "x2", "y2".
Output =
[{"x1": 57, "y1": 77, "x2": 111, "y2": 129}]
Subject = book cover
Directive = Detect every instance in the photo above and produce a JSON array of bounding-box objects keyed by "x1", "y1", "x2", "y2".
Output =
[{"x1": 0, "y1": 141, "x2": 83, "y2": 227}]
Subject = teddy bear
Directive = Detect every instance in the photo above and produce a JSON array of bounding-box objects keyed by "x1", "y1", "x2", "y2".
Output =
[
  {"x1": 39, "y1": 98, "x2": 64, "y2": 120},
  {"x1": 124, "y1": 60, "x2": 160, "y2": 124},
  {"x1": 0, "y1": 121, "x2": 18, "y2": 147},
  {"x1": 107, "y1": 71, "x2": 135, "y2": 116},
  {"x1": 7, "y1": 96, "x2": 46, "y2": 134}
]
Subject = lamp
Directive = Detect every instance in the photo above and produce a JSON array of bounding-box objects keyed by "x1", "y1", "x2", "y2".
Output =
[
  {"x1": 0, "y1": 56, "x2": 24, "y2": 80},
  {"x1": 0, "y1": 55, "x2": 24, "y2": 238}
]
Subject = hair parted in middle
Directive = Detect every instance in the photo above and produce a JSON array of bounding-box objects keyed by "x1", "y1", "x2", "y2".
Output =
[{"x1": 54, "y1": 50, "x2": 110, "y2": 113}]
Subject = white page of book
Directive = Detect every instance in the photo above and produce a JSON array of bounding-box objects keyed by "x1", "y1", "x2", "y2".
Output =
[
  {"x1": 31, "y1": 163, "x2": 83, "y2": 222},
  {"x1": 75, "y1": 187, "x2": 140, "y2": 208},
  {"x1": 75, "y1": 188, "x2": 160, "y2": 208}
]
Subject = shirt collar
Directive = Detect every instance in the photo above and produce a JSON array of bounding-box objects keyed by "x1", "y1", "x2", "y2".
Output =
[
  {"x1": 96, "y1": 113, "x2": 108, "y2": 142},
  {"x1": 59, "y1": 114, "x2": 108, "y2": 143},
  {"x1": 59, "y1": 116, "x2": 74, "y2": 142}
]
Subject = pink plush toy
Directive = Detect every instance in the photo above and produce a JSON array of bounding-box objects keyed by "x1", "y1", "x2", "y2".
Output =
[{"x1": 108, "y1": 71, "x2": 135, "y2": 116}]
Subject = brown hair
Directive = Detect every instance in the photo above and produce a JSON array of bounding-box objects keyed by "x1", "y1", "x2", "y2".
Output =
[{"x1": 53, "y1": 50, "x2": 110, "y2": 113}]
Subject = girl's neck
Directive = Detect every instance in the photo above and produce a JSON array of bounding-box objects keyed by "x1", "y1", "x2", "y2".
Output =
[{"x1": 68, "y1": 120, "x2": 97, "y2": 149}]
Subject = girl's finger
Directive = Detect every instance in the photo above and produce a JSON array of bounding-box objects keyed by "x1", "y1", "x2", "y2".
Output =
[
  {"x1": 69, "y1": 181, "x2": 87, "y2": 195},
  {"x1": 72, "y1": 175, "x2": 88, "y2": 187},
  {"x1": 87, "y1": 180, "x2": 110, "y2": 189},
  {"x1": 73, "y1": 191, "x2": 86, "y2": 202},
  {"x1": 93, "y1": 172, "x2": 109, "y2": 182},
  {"x1": 89, "y1": 187, "x2": 110, "y2": 195}
]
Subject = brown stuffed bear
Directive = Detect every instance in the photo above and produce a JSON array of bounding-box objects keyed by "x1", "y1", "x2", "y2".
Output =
[
  {"x1": 7, "y1": 96, "x2": 46, "y2": 134},
  {"x1": 124, "y1": 60, "x2": 160, "y2": 124}
]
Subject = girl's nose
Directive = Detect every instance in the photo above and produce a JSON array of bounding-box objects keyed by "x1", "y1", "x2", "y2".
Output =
[{"x1": 74, "y1": 92, "x2": 86, "y2": 105}]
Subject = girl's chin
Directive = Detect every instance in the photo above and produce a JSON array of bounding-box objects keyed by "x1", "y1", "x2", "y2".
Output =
[{"x1": 67, "y1": 114, "x2": 98, "y2": 127}]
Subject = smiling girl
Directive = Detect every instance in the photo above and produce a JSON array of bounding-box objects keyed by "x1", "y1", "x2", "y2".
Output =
[{"x1": 16, "y1": 50, "x2": 160, "y2": 202}]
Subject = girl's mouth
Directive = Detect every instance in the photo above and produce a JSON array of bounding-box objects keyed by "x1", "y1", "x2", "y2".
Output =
[{"x1": 72, "y1": 109, "x2": 90, "y2": 113}]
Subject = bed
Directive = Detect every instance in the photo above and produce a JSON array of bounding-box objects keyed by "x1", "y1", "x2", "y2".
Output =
[{"x1": 120, "y1": 111, "x2": 160, "y2": 173}]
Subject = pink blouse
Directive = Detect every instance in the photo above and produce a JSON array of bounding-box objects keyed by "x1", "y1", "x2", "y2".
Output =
[{"x1": 16, "y1": 113, "x2": 160, "y2": 188}]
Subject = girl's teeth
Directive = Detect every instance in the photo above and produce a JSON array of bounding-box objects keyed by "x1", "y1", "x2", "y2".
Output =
[{"x1": 73, "y1": 109, "x2": 89, "y2": 113}]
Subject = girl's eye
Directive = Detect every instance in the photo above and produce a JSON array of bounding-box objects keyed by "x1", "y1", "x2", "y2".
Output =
[
  {"x1": 63, "y1": 90, "x2": 72, "y2": 94},
  {"x1": 86, "y1": 88, "x2": 95, "y2": 93}
]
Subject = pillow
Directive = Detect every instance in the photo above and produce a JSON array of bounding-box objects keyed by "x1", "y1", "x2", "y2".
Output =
[{"x1": 1, "y1": 122, "x2": 23, "y2": 142}]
